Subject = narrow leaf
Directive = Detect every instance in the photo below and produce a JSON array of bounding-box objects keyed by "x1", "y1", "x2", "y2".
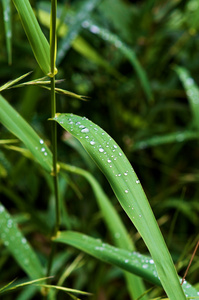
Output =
[
  {"x1": 2, "y1": 0, "x2": 12, "y2": 64},
  {"x1": 12, "y1": 0, "x2": 50, "y2": 75},
  {"x1": 175, "y1": 66, "x2": 199, "y2": 130},
  {"x1": 60, "y1": 163, "x2": 147, "y2": 300},
  {"x1": 53, "y1": 231, "x2": 199, "y2": 298},
  {"x1": 57, "y1": 0, "x2": 100, "y2": 64},
  {"x1": 37, "y1": 8, "x2": 123, "y2": 80},
  {"x1": 1, "y1": 277, "x2": 51, "y2": 294},
  {"x1": 0, "y1": 203, "x2": 44, "y2": 280},
  {"x1": 0, "y1": 72, "x2": 32, "y2": 92},
  {"x1": 53, "y1": 113, "x2": 186, "y2": 300},
  {"x1": 132, "y1": 130, "x2": 199, "y2": 151},
  {"x1": 36, "y1": 284, "x2": 92, "y2": 296},
  {"x1": 81, "y1": 20, "x2": 153, "y2": 102},
  {"x1": 0, "y1": 94, "x2": 52, "y2": 172}
]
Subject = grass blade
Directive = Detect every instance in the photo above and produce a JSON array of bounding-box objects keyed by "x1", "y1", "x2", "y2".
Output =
[
  {"x1": 81, "y1": 20, "x2": 153, "y2": 102},
  {"x1": 53, "y1": 113, "x2": 186, "y2": 299},
  {"x1": 36, "y1": 284, "x2": 92, "y2": 296},
  {"x1": 53, "y1": 231, "x2": 199, "y2": 298},
  {"x1": 2, "y1": 0, "x2": 12, "y2": 65},
  {"x1": 0, "y1": 94, "x2": 52, "y2": 172},
  {"x1": 0, "y1": 203, "x2": 44, "y2": 280},
  {"x1": 38, "y1": 7, "x2": 123, "y2": 80},
  {"x1": 0, "y1": 72, "x2": 32, "y2": 92},
  {"x1": 60, "y1": 163, "x2": 147, "y2": 300},
  {"x1": 132, "y1": 130, "x2": 199, "y2": 151},
  {"x1": 175, "y1": 66, "x2": 199, "y2": 130},
  {"x1": 12, "y1": 0, "x2": 50, "y2": 75},
  {"x1": 57, "y1": 0, "x2": 100, "y2": 65}
]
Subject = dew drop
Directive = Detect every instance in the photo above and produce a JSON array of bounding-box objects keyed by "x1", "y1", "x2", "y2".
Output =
[
  {"x1": 125, "y1": 190, "x2": 129, "y2": 193},
  {"x1": 125, "y1": 259, "x2": 129, "y2": 263},
  {"x1": 22, "y1": 238, "x2": 27, "y2": 244},
  {"x1": 99, "y1": 148, "x2": 104, "y2": 153},
  {"x1": 75, "y1": 121, "x2": 81, "y2": 125},
  {"x1": 113, "y1": 145, "x2": 117, "y2": 149},
  {"x1": 149, "y1": 259, "x2": 154, "y2": 264},
  {"x1": 136, "y1": 180, "x2": 140, "y2": 184},
  {"x1": 0, "y1": 205, "x2": 5, "y2": 213},
  {"x1": 82, "y1": 20, "x2": 89, "y2": 28},
  {"x1": 119, "y1": 153, "x2": 122, "y2": 156},
  {"x1": 41, "y1": 147, "x2": 45, "y2": 152},
  {"x1": 90, "y1": 141, "x2": 95, "y2": 145},
  {"x1": 107, "y1": 159, "x2": 111, "y2": 163},
  {"x1": 143, "y1": 264, "x2": 148, "y2": 269},
  {"x1": 90, "y1": 25, "x2": 100, "y2": 34},
  {"x1": 44, "y1": 152, "x2": 48, "y2": 156},
  {"x1": 124, "y1": 172, "x2": 128, "y2": 176},
  {"x1": 186, "y1": 78, "x2": 194, "y2": 85},
  {"x1": 7, "y1": 219, "x2": 13, "y2": 228},
  {"x1": 81, "y1": 128, "x2": 89, "y2": 133},
  {"x1": 115, "y1": 232, "x2": 120, "y2": 239},
  {"x1": 40, "y1": 139, "x2": 44, "y2": 144}
]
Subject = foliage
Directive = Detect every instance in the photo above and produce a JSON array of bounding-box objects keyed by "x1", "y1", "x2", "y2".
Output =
[{"x1": 0, "y1": 0, "x2": 199, "y2": 299}]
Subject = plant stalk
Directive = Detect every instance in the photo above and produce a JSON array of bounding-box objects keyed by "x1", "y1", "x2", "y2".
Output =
[{"x1": 46, "y1": 0, "x2": 59, "y2": 281}]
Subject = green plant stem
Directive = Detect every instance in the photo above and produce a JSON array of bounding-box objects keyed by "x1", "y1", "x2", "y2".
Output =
[
  {"x1": 50, "y1": 0, "x2": 57, "y2": 75},
  {"x1": 51, "y1": 76, "x2": 60, "y2": 234},
  {"x1": 46, "y1": 0, "x2": 59, "y2": 281}
]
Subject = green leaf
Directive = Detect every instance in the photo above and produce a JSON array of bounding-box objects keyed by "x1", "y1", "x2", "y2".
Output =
[
  {"x1": 53, "y1": 231, "x2": 199, "y2": 299},
  {"x1": 60, "y1": 163, "x2": 147, "y2": 300},
  {"x1": 0, "y1": 203, "x2": 44, "y2": 280},
  {"x1": 12, "y1": 0, "x2": 50, "y2": 75},
  {"x1": 175, "y1": 66, "x2": 199, "y2": 131},
  {"x1": 132, "y1": 130, "x2": 199, "y2": 151},
  {"x1": 0, "y1": 72, "x2": 32, "y2": 92},
  {"x1": 53, "y1": 113, "x2": 186, "y2": 300},
  {"x1": 0, "y1": 94, "x2": 52, "y2": 172},
  {"x1": 81, "y1": 20, "x2": 153, "y2": 102},
  {"x1": 2, "y1": 0, "x2": 12, "y2": 65},
  {"x1": 37, "y1": 4, "x2": 123, "y2": 80},
  {"x1": 56, "y1": 0, "x2": 100, "y2": 64}
]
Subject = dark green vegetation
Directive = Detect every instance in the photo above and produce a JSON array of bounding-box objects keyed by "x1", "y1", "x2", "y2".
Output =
[{"x1": 0, "y1": 0, "x2": 199, "y2": 299}]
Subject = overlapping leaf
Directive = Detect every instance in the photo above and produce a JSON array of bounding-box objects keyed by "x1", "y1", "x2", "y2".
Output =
[{"x1": 53, "y1": 113, "x2": 186, "y2": 299}]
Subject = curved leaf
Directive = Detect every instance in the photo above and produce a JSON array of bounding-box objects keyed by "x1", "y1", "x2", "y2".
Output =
[
  {"x1": 53, "y1": 113, "x2": 186, "y2": 300},
  {"x1": 0, "y1": 203, "x2": 44, "y2": 279},
  {"x1": 0, "y1": 94, "x2": 52, "y2": 172},
  {"x1": 53, "y1": 231, "x2": 199, "y2": 299}
]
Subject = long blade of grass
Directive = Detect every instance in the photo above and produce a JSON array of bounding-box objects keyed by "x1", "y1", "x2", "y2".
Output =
[
  {"x1": 0, "y1": 203, "x2": 44, "y2": 280},
  {"x1": 37, "y1": 7, "x2": 123, "y2": 80},
  {"x1": 132, "y1": 130, "x2": 199, "y2": 151},
  {"x1": 53, "y1": 231, "x2": 199, "y2": 298},
  {"x1": 1, "y1": 277, "x2": 50, "y2": 294},
  {"x1": 2, "y1": 0, "x2": 12, "y2": 65},
  {"x1": 81, "y1": 20, "x2": 153, "y2": 102},
  {"x1": 12, "y1": 0, "x2": 50, "y2": 75},
  {"x1": 36, "y1": 284, "x2": 92, "y2": 296},
  {"x1": 175, "y1": 66, "x2": 199, "y2": 130},
  {"x1": 0, "y1": 94, "x2": 52, "y2": 172},
  {"x1": 0, "y1": 72, "x2": 32, "y2": 92},
  {"x1": 53, "y1": 113, "x2": 186, "y2": 299},
  {"x1": 60, "y1": 163, "x2": 147, "y2": 300},
  {"x1": 56, "y1": 0, "x2": 100, "y2": 65}
]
